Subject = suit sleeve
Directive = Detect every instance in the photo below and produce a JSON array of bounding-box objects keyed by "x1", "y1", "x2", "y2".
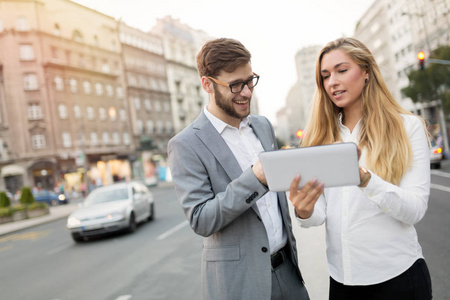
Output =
[{"x1": 168, "y1": 136, "x2": 269, "y2": 237}]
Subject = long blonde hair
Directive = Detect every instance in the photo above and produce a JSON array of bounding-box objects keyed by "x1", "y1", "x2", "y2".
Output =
[{"x1": 302, "y1": 37, "x2": 420, "y2": 185}]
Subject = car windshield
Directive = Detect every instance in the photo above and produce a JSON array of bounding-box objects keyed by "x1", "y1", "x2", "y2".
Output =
[
  {"x1": 34, "y1": 190, "x2": 50, "y2": 197},
  {"x1": 84, "y1": 188, "x2": 129, "y2": 206}
]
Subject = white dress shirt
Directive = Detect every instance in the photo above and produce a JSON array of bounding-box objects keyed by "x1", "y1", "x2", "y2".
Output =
[
  {"x1": 297, "y1": 113, "x2": 430, "y2": 285},
  {"x1": 204, "y1": 108, "x2": 287, "y2": 254}
]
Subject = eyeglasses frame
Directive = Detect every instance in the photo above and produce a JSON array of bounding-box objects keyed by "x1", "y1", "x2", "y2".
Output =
[{"x1": 207, "y1": 72, "x2": 259, "y2": 94}]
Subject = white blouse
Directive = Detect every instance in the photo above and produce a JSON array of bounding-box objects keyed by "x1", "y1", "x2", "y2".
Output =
[{"x1": 297, "y1": 114, "x2": 430, "y2": 285}]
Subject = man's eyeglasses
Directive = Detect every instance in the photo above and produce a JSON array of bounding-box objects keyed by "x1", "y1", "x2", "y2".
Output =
[{"x1": 207, "y1": 73, "x2": 260, "y2": 94}]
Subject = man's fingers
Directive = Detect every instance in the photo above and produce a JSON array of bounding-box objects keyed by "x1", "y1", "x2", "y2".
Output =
[{"x1": 289, "y1": 174, "x2": 301, "y2": 194}]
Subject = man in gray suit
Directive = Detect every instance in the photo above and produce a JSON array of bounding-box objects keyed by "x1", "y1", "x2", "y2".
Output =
[{"x1": 168, "y1": 38, "x2": 309, "y2": 300}]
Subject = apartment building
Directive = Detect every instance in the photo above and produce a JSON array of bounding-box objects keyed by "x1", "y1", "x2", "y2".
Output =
[
  {"x1": 0, "y1": 0, "x2": 133, "y2": 194},
  {"x1": 118, "y1": 22, "x2": 173, "y2": 185}
]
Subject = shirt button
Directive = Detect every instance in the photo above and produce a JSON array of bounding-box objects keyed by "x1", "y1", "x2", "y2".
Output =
[{"x1": 261, "y1": 247, "x2": 268, "y2": 253}]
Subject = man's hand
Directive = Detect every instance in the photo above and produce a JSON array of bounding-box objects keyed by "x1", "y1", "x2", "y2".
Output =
[{"x1": 252, "y1": 159, "x2": 267, "y2": 187}]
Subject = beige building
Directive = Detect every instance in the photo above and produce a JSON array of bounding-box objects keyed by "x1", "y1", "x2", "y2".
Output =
[
  {"x1": 277, "y1": 45, "x2": 321, "y2": 144},
  {"x1": 118, "y1": 22, "x2": 174, "y2": 185},
  {"x1": 151, "y1": 16, "x2": 210, "y2": 134},
  {"x1": 0, "y1": 0, "x2": 134, "y2": 194}
]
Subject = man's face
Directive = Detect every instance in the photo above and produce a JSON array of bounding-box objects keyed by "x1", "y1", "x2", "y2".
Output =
[{"x1": 208, "y1": 63, "x2": 254, "y2": 127}]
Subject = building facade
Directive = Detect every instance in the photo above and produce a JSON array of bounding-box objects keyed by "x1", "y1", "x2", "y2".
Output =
[{"x1": 0, "y1": 0, "x2": 134, "y2": 194}]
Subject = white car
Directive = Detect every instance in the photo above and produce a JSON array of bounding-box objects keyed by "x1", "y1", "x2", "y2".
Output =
[{"x1": 67, "y1": 181, "x2": 154, "y2": 242}]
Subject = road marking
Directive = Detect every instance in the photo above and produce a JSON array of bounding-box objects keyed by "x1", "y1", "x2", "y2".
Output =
[
  {"x1": 0, "y1": 245, "x2": 13, "y2": 252},
  {"x1": 430, "y1": 170, "x2": 450, "y2": 178},
  {"x1": 0, "y1": 230, "x2": 50, "y2": 242},
  {"x1": 47, "y1": 243, "x2": 72, "y2": 255},
  {"x1": 431, "y1": 183, "x2": 450, "y2": 193},
  {"x1": 157, "y1": 220, "x2": 189, "y2": 240},
  {"x1": 115, "y1": 295, "x2": 132, "y2": 300}
]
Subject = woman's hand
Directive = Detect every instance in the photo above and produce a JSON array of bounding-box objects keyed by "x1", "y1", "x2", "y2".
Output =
[{"x1": 289, "y1": 175, "x2": 324, "y2": 219}]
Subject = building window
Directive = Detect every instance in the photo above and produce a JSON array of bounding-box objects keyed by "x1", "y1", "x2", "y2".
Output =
[
  {"x1": 119, "y1": 109, "x2": 127, "y2": 121},
  {"x1": 134, "y1": 97, "x2": 140, "y2": 109},
  {"x1": 69, "y1": 78, "x2": 77, "y2": 93},
  {"x1": 95, "y1": 83, "x2": 103, "y2": 96},
  {"x1": 146, "y1": 120, "x2": 154, "y2": 133},
  {"x1": 102, "y1": 132, "x2": 109, "y2": 145},
  {"x1": 102, "y1": 63, "x2": 110, "y2": 73},
  {"x1": 62, "y1": 132, "x2": 72, "y2": 147},
  {"x1": 72, "y1": 30, "x2": 83, "y2": 42},
  {"x1": 112, "y1": 132, "x2": 120, "y2": 145},
  {"x1": 136, "y1": 120, "x2": 144, "y2": 133},
  {"x1": 86, "y1": 106, "x2": 95, "y2": 120},
  {"x1": 154, "y1": 100, "x2": 161, "y2": 112},
  {"x1": 166, "y1": 120, "x2": 173, "y2": 133},
  {"x1": 58, "y1": 104, "x2": 68, "y2": 119},
  {"x1": 163, "y1": 102, "x2": 170, "y2": 112},
  {"x1": 144, "y1": 99, "x2": 152, "y2": 111},
  {"x1": 24, "y1": 74, "x2": 38, "y2": 91},
  {"x1": 83, "y1": 81, "x2": 91, "y2": 94},
  {"x1": 99, "y1": 107, "x2": 107, "y2": 120},
  {"x1": 106, "y1": 84, "x2": 113, "y2": 97},
  {"x1": 20, "y1": 44, "x2": 34, "y2": 61},
  {"x1": 123, "y1": 132, "x2": 130, "y2": 145},
  {"x1": 116, "y1": 86, "x2": 124, "y2": 98},
  {"x1": 157, "y1": 120, "x2": 164, "y2": 133},
  {"x1": 28, "y1": 104, "x2": 43, "y2": 120},
  {"x1": 74, "y1": 105, "x2": 81, "y2": 119},
  {"x1": 54, "y1": 23, "x2": 60, "y2": 36},
  {"x1": 54, "y1": 76, "x2": 64, "y2": 91},
  {"x1": 90, "y1": 132, "x2": 98, "y2": 146},
  {"x1": 16, "y1": 16, "x2": 30, "y2": 32},
  {"x1": 31, "y1": 134, "x2": 46, "y2": 149}
]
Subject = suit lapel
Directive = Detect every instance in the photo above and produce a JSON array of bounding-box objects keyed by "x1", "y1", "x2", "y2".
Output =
[
  {"x1": 194, "y1": 113, "x2": 242, "y2": 181},
  {"x1": 250, "y1": 117, "x2": 274, "y2": 151}
]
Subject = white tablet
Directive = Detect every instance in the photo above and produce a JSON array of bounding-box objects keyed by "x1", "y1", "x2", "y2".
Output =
[{"x1": 259, "y1": 143, "x2": 360, "y2": 192}]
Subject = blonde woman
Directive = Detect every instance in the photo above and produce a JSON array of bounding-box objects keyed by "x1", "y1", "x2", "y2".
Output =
[{"x1": 288, "y1": 38, "x2": 432, "y2": 300}]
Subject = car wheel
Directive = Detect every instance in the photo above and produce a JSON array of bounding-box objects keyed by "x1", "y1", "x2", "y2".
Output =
[
  {"x1": 127, "y1": 213, "x2": 137, "y2": 233},
  {"x1": 71, "y1": 233, "x2": 85, "y2": 243},
  {"x1": 147, "y1": 203, "x2": 154, "y2": 222}
]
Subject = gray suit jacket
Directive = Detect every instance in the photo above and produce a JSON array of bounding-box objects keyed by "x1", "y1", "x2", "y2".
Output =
[{"x1": 168, "y1": 112, "x2": 303, "y2": 300}]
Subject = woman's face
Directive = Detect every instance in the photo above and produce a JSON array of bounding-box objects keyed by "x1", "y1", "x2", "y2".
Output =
[{"x1": 320, "y1": 49, "x2": 368, "y2": 110}]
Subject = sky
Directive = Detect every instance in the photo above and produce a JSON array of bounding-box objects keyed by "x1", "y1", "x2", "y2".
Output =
[{"x1": 72, "y1": 0, "x2": 374, "y2": 124}]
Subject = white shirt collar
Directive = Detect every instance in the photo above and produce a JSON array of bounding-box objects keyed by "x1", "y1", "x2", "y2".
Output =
[{"x1": 203, "y1": 105, "x2": 251, "y2": 134}]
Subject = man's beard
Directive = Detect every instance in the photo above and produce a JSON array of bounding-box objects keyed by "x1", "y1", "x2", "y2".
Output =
[{"x1": 214, "y1": 88, "x2": 251, "y2": 120}]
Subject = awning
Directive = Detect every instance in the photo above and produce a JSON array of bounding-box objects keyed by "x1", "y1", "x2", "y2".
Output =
[{"x1": 1, "y1": 165, "x2": 25, "y2": 177}]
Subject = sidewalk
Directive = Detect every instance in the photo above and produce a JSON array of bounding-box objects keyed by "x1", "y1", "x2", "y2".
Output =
[{"x1": 0, "y1": 203, "x2": 79, "y2": 237}]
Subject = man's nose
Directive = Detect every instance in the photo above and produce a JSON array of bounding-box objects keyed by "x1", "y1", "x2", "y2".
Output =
[{"x1": 240, "y1": 84, "x2": 252, "y2": 97}]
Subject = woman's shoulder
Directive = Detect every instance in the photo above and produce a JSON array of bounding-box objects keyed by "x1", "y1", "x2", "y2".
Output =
[{"x1": 400, "y1": 113, "x2": 423, "y2": 129}]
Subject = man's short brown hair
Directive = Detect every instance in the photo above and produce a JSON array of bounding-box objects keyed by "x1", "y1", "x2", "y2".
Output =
[{"x1": 196, "y1": 38, "x2": 251, "y2": 78}]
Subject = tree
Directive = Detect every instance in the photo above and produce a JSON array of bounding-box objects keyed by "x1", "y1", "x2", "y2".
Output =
[
  {"x1": 19, "y1": 187, "x2": 36, "y2": 205},
  {"x1": 0, "y1": 192, "x2": 11, "y2": 207},
  {"x1": 402, "y1": 46, "x2": 450, "y2": 117}
]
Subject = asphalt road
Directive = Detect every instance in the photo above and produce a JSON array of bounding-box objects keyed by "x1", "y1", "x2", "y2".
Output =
[
  {"x1": 0, "y1": 185, "x2": 203, "y2": 300},
  {"x1": 0, "y1": 162, "x2": 449, "y2": 300}
]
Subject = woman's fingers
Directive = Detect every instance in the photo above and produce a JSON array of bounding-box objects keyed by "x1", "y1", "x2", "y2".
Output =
[{"x1": 289, "y1": 176, "x2": 324, "y2": 219}]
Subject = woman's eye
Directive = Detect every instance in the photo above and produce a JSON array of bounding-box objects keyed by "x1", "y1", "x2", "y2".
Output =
[
  {"x1": 322, "y1": 75, "x2": 329, "y2": 80},
  {"x1": 338, "y1": 69, "x2": 347, "y2": 73}
]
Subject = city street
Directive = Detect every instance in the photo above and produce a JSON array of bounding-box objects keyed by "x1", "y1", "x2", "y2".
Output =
[{"x1": 0, "y1": 162, "x2": 449, "y2": 300}]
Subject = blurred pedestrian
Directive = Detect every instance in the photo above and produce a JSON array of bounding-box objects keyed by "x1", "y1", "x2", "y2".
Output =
[
  {"x1": 288, "y1": 37, "x2": 432, "y2": 300},
  {"x1": 168, "y1": 38, "x2": 309, "y2": 300}
]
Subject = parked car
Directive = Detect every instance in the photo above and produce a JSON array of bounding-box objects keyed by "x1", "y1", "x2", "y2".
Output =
[
  {"x1": 66, "y1": 181, "x2": 154, "y2": 242},
  {"x1": 430, "y1": 139, "x2": 443, "y2": 169},
  {"x1": 33, "y1": 190, "x2": 69, "y2": 206}
]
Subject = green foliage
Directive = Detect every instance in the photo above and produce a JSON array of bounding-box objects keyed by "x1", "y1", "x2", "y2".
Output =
[
  {"x1": 402, "y1": 46, "x2": 450, "y2": 117},
  {"x1": 0, "y1": 191, "x2": 11, "y2": 207},
  {"x1": 19, "y1": 187, "x2": 35, "y2": 205},
  {"x1": 0, "y1": 207, "x2": 12, "y2": 217},
  {"x1": 26, "y1": 202, "x2": 48, "y2": 210}
]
